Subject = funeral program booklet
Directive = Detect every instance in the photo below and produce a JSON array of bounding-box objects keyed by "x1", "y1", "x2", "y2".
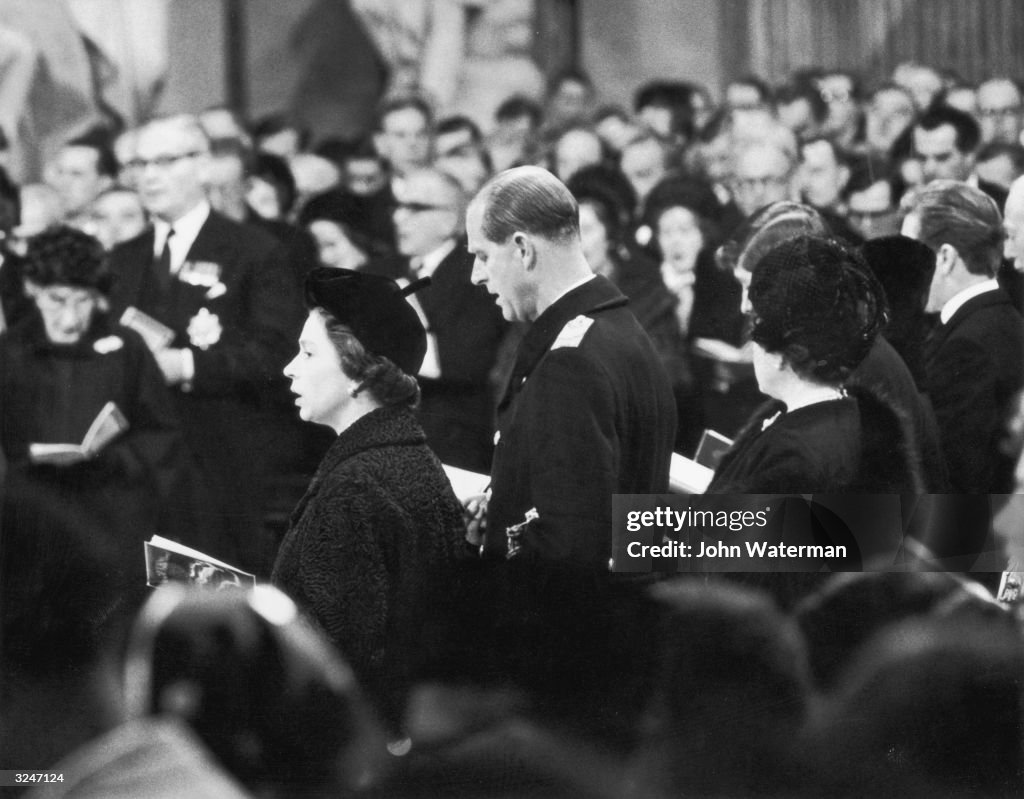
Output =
[
  {"x1": 29, "y1": 401, "x2": 129, "y2": 466},
  {"x1": 144, "y1": 534, "x2": 256, "y2": 590}
]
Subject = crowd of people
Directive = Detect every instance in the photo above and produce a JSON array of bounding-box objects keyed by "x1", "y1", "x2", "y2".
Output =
[{"x1": 3, "y1": 52, "x2": 1024, "y2": 796}]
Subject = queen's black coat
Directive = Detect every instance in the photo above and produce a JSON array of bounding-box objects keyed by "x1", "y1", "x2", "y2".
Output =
[
  {"x1": 271, "y1": 406, "x2": 466, "y2": 723},
  {"x1": 484, "y1": 275, "x2": 677, "y2": 568}
]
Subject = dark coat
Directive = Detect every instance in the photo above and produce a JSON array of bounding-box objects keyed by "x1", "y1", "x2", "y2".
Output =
[
  {"x1": 707, "y1": 385, "x2": 925, "y2": 494},
  {"x1": 924, "y1": 288, "x2": 1024, "y2": 493},
  {"x1": 610, "y1": 248, "x2": 696, "y2": 450},
  {"x1": 366, "y1": 242, "x2": 508, "y2": 472},
  {"x1": 271, "y1": 406, "x2": 466, "y2": 722},
  {"x1": 0, "y1": 312, "x2": 186, "y2": 578},
  {"x1": 484, "y1": 275, "x2": 677, "y2": 568},
  {"x1": 106, "y1": 210, "x2": 304, "y2": 571},
  {"x1": 849, "y1": 335, "x2": 948, "y2": 491}
]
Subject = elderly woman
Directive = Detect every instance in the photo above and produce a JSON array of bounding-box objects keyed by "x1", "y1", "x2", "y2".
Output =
[
  {"x1": 0, "y1": 226, "x2": 184, "y2": 578},
  {"x1": 707, "y1": 234, "x2": 924, "y2": 493},
  {"x1": 271, "y1": 266, "x2": 466, "y2": 730}
]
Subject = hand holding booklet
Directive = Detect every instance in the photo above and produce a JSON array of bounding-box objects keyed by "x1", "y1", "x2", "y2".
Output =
[
  {"x1": 29, "y1": 401, "x2": 129, "y2": 466},
  {"x1": 145, "y1": 534, "x2": 255, "y2": 590},
  {"x1": 669, "y1": 429, "x2": 734, "y2": 494},
  {"x1": 120, "y1": 306, "x2": 175, "y2": 352}
]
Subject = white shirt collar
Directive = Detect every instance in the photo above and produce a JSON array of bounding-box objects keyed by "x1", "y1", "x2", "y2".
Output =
[
  {"x1": 153, "y1": 200, "x2": 211, "y2": 272},
  {"x1": 414, "y1": 238, "x2": 457, "y2": 279},
  {"x1": 940, "y1": 277, "x2": 1000, "y2": 324}
]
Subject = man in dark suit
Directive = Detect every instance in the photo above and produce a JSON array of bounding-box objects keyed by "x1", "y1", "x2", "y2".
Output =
[
  {"x1": 465, "y1": 166, "x2": 676, "y2": 568},
  {"x1": 902, "y1": 179, "x2": 1024, "y2": 494},
  {"x1": 107, "y1": 115, "x2": 302, "y2": 574},
  {"x1": 366, "y1": 167, "x2": 506, "y2": 472}
]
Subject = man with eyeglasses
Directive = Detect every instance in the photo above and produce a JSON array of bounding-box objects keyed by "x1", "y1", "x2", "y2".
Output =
[
  {"x1": 106, "y1": 114, "x2": 302, "y2": 575},
  {"x1": 365, "y1": 167, "x2": 507, "y2": 472},
  {"x1": 977, "y1": 77, "x2": 1024, "y2": 147},
  {"x1": 731, "y1": 141, "x2": 797, "y2": 218}
]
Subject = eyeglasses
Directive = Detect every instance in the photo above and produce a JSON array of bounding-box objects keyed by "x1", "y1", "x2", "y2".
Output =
[
  {"x1": 733, "y1": 175, "x2": 789, "y2": 191},
  {"x1": 820, "y1": 88, "x2": 853, "y2": 104},
  {"x1": 392, "y1": 200, "x2": 452, "y2": 214},
  {"x1": 979, "y1": 106, "x2": 1022, "y2": 118},
  {"x1": 123, "y1": 151, "x2": 202, "y2": 171}
]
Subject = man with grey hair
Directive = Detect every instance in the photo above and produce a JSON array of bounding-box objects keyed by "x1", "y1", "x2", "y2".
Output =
[
  {"x1": 465, "y1": 165, "x2": 676, "y2": 567},
  {"x1": 902, "y1": 179, "x2": 1024, "y2": 493},
  {"x1": 107, "y1": 114, "x2": 301, "y2": 573},
  {"x1": 731, "y1": 140, "x2": 797, "y2": 218}
]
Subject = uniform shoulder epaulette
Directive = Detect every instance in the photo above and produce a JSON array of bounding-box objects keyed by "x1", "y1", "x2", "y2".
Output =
[{"x1": 551, "y1": 314, "x2": 594, "y2": 350}]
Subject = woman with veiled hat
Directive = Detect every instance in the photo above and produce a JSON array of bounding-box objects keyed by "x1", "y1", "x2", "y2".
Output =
[
  {"x1": 271, "y1": 266, "x2": 466, "y2": 731},
  {"x1": 707, "y1": 234, "x2": 925, "y2": 493}
]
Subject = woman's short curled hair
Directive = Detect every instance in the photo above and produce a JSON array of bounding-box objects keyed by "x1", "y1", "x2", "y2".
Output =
[
  {"x1": 474, "y1": 165, "x2": 579, "y2": 244},
  {"x1": 22, "y1": 225, "x2": 111, "y2": 293},
  {"x1": 748, "y1": 235, "x2": 886, "y2": 385},
  {"x1": 314, "y1": 308, "x2": 420, "y2": 409}
]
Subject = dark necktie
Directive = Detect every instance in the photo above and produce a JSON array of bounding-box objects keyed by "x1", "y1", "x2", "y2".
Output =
[{"x1": 154, "y1": 227, "x2": 175, "y2": 294}]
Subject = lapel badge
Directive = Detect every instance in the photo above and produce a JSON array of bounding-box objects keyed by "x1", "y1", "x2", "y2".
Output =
[{"x1": 506, "y1": 507, "x2": 539, "y2": 560}]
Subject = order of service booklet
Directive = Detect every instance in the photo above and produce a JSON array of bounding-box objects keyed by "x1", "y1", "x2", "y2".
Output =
[
  {"x1": 28, "y1": 401, "x2": 130, "y2": 466},
  {"x1": 120, "y1": 306, "x2": 175, "y2": 352},
  {"x1": 144, "y1": 534, "x2": 256, "y2": 590}
]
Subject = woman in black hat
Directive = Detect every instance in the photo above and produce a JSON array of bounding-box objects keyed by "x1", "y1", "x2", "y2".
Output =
[
  {"x1": 271, "y1": 266, "x2": 466, "y2": 732},
  {"x1": 707, "y1": 234, "x2": 924, "y2": 493},
  {"x1": 0, "y1": 225, "x2": 185, "y2": 581}
]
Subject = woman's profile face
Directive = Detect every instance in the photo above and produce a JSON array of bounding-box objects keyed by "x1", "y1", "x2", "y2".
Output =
[
  {"x1": 32, "y1": 284, "x2": 99, "y2": 344},
  {"x1": 578, "y1": 202, "x2": 611, "y2": 273},
  {"x1": 309, "y1": 219, "x2": 368, "y2": 271},
  {"x1": 657, "y1": 206, "x2": 704, "y2": 273},
  {"x1": 283, "y1": 312, "x2": 355, "y2": 431}
]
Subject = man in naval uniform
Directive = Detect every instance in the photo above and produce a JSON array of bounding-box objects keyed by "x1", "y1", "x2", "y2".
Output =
[{"x1": 465, "y1": 166, "x2": 676, "y2": 569}]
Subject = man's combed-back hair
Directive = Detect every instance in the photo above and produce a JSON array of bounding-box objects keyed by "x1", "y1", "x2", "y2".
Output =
[
  {"x1": 904, "y1": 179, "x2": 1004, "y2": 276},
  {"x1": 475, "y1": 166, "x2": 579, "y2": 244}
]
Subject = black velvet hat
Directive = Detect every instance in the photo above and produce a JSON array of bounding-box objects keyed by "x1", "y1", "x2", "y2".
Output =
[{"x1": 304, "y1": 266, "x2": 428, "y2": 375}]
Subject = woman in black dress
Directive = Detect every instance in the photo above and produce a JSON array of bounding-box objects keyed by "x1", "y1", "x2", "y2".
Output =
[
  {"x1": 271, "y1": 266, "x2": 466, "y2": 729},
  {"x1": 708, "y1": 234, "x2": 923, "y2": 494},
  {"x1": 0, "y1": 226, "x2": 185, "y2": 580}
]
